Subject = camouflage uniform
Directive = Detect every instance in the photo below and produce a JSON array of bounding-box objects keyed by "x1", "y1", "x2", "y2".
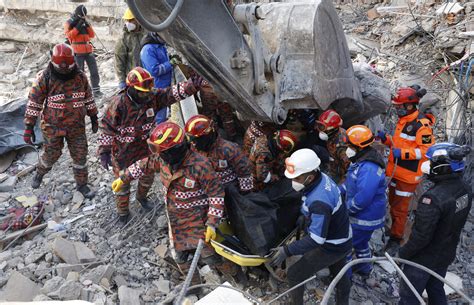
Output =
[
  {"x1": 199, "y1": 83, "x2": 238, "y2": 139},
  {"x1": 326, "y1": 128, "x2": 350, "y2": 184},
  {"x1": 122, "y1": 151, "x2": 237, "y2": 276},
  {"x1": 243, "y1": 121, "x2": 277, "y2": 156},
  {"x1": 24, "y1": 64, "x2": 97, "y2": 186},
  {"x1": 98, "y1": 80, "x2": 199, "y2": 216},
  {"x1": 249, "y1": 135, "x2": 286, "y2": 191},
  {"x1": 192, "y1": 136, "x2": 254, "y2": 192}
]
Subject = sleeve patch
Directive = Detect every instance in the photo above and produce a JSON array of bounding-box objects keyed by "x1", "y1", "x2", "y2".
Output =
[
  {"x1": 422, "y1": 197, "x2": 431, "y2": 205},
  {"x1": 421, "y1": 135, "x2": 432, "y2": 144}
]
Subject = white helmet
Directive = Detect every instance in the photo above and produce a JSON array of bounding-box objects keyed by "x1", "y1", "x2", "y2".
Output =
[{"x1": 284, "y1": 148, "x2": 321, "y2": 179}]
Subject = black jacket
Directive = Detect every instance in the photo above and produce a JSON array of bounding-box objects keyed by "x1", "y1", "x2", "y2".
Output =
[{"x1": 399, "y1": 173, "x2": 472, "y2": 269}]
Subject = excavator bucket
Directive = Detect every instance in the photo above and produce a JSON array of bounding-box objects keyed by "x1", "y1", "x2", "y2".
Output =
[{"x1": 127, "y1": 0, "x2": 385, "y2": 124}]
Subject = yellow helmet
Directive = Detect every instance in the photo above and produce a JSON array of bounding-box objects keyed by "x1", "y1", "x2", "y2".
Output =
[{"x1": 123, "y1": 8, "x2": 134, "y2": 20}]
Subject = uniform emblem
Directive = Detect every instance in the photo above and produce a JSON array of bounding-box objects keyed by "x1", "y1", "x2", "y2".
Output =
[
  {"x1": 146, "y1": 108, "x2": 155, "y2": 118},
  {"x1": 421, "y1": 197, "x2": 431, "y2": 205},
  {"x1": 406, "y1": 125, "x2": 413, "y2": 132},
  {"x1": 421, "y1": 135, "x2": 432, "y2": 144},
  {"x1": 184, "y1": 178, "x2": 195, "y2": 188},
  {"x1": 218, "y1": 160, "x2": 228, "y2": 168}
]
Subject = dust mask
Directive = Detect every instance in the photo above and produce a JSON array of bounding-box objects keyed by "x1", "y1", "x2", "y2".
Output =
[
  {"x1": 125, "y1": 22, "x2": 137, "y2": 32},
  {"x1": 292, "y1": 181, "x2": 305, "y2": 192},
  {"x1": 345, "y1": 147, "x2": 357, "y2": 159},
  {"x1": 421, "y1": 160, "x2": 431, "y2": 175},
  {"x1": 319, "y1": 131, "x2": 329, "y2": 141}
]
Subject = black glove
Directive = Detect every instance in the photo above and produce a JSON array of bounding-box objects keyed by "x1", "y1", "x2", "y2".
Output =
[
  {"x1": 270, "y1": 246, "x2": 290, "y2": 267},
  {"x1": 295, "y1": 215, "x2": 306, "y2": 231},
  {"x1": 23, "y1": 124, "x2": 35, "y2": 145},
  {"x1": 100, "y1": 152, "x2": 112, "y2": 171},
  {"x1": 90, "y1": 115, "x2": 99, "y2": 133},
  {"x1": 75, "y1": 19, "x2": 86, "y2": 31}
]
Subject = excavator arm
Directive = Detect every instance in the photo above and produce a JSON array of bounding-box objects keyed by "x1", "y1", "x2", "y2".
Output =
[{"x1": 126, "y1": 0, "x2": 386, "y2": 125}]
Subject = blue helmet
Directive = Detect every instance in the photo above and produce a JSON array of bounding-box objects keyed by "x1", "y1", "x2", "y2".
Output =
[{"x1": 425, "y1": 142, "x2": 471, "y2": 173}]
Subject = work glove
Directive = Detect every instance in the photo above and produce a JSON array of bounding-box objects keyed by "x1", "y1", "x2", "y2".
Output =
[
  {"x1": 376, "y1": 131, "x2": 387, "y2": 143},
  {"x1": 169, "y1": 56, "x2": 182, "y2": 66},
  {"x1": 191, "y1": 74, "x2": 205, "y2": 90},
  {"x1": 118, "y1": 81, "x2": 126, "y2": 89},
  {"x1": 111, "y1": 177, "x2": 124, "y2": 192},
  {"x1": 270, "y1": 246, "x2": 290, "y2": 268},
  {"x1": 100, "y1": 152, "x2": 112, "y2": 171},
  {"x1": 23, "y1": 125, "x2": 35, "y2": 145},
  {"x1": 392, "y1": 148, "x2": 402, "y2": 159},
  {"x1": 205, "y1": 225, "x2": 216, "y2": 243},
  {"x1": 90, "y1": 115, "x2": 99, "y2": 133}
]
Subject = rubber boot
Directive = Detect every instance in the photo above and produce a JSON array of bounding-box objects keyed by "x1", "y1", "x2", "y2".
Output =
[
  {"x1": 77, "y1": 184, "x2": 96, "y2": 199},
  {"x1": 118, "y1": 214, "x2": 130, "y2": 227},
  {"x1": 137, "y1": 197, "x2": 153, "y2": 211},
  {"x1": 31, "y1": 172, "x2": 45, "y2": 189}
]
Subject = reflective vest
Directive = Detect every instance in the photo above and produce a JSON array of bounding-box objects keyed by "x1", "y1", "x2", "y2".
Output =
[{"x1": 383, "y1": 110, "x2": 434, "y2": 184}]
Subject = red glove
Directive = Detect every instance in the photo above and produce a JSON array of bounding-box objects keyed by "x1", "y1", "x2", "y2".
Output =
[{"x1": 24, "y1": 125, "x2": 35, "y2": 145}]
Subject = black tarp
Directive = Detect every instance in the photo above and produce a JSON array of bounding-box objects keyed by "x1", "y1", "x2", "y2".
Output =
[{"x1": 0, "y1": 98, "x2": 43, "y2": 155}]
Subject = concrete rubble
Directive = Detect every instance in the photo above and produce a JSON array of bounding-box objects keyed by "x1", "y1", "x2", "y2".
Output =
[{"x1": 0, "y1": 0, "x2": 472, "y2": 304}]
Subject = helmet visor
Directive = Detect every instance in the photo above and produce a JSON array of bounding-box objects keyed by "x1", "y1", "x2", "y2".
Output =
[{"x1": 134, "y1": 78, "x2": 154, "y2": 92}]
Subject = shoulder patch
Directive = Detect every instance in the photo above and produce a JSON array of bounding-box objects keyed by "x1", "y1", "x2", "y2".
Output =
[
  {"x1": 421, "y1": 197, "x2": 431, "y2": 205},
  {"x1": 421, "y1": 135, "x2": 432, "y2": 144},
  {"x1": 455, "y1": 194, "x2": 469, "y2": 213},
  {"x1": 184, "y1": 178, "x2": 195, "y2": 189},
  {"x1": 377, "y1": 167, "x2": 384, "y2": 176},
  {"x1": 218, "y1": 159, "x2": 228, "y2": 168},
  {"x1": 146, "y1": 108, "x2": 155, "y2": 118}
]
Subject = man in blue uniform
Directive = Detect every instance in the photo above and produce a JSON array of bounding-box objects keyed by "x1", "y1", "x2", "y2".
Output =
[
  {"x1": 398, "y1": 142, "x2": 472, "y2": 305},
  {"x1": 270, "y1": 148, "x2": 352, "y2": 305}
]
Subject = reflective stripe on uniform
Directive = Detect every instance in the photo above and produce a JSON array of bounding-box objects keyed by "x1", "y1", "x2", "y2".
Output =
[
  {"x1": 395, "y1": 190, "x2": 413, "y2": 197},
  {"x1": 350, "y1": 216, "x2": 385, "y2": 227},
  {"x1": 72, "y1": 163, "x2": 87, "y2": 169},
  {"x1": 414, "y1": 148, "x2": 422, "y2": 160},
  {"x1": 399, "y1": 133, "x2": 416, "y2": 141}
]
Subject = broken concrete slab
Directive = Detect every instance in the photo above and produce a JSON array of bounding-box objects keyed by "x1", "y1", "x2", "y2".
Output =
[
  {"x1": 52, "y1": 237, "x2": 79, "y2": 264},
  {"x1": 81, "y1": 264, "x2": 115, "y2": 285},
  {"x1": 3, "y1": 271, "x2": 41, "y2": 301},
  {"x1": 153, "y1": 278, "x2": 170, "y2": 294},
  {"x1": 58, "y1": 280, "x2": 82, "y2": 300},
  {"x1": 195, "y1": 282, "x2": 252, "y2": 305},
  {"x1": 0, "y1": 175, "x2": 17, "y2": 192},
  {"x1": 154, "y1": 244, "x2": 168, "y2": 258},
  {"x1": 0, "y1": 42, "x2": 17, "y2": 52},
  {"x1": 55, "y1": 263, "x2": 82, "y2": 279},
  {"x1": 74, "y1": 242, "x2": 96, "y2": 263},
  {"x1": 40, "y1": 276, "x2": 65, "y2": 295},
  {"x1": 118, "y1": 286, "x2": 141, "y2": 305}
]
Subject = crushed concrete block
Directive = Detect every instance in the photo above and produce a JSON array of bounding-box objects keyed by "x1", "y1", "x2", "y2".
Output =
[
  {"x1": 154, "y1": 244, "x2": 168, "y2": 258},
  {"x1": 40, "y1": 276, "x2": 65, "y2": 295},
  {"x1": 58, "y1": 280, "x2": 82, "y2": 300},
  {"x1": 52, "y1": 237, "x2": 79, "y2": 264},
  {"x1": 81, "y1": 264, "x2": 115, "y2": 285},
  {"x1": 195, "y1": 282, "x2": 252, "y2": 305},
  {"x1": 0, "y1": 250, "x2": 12, "y2": 262},
  {"x1": 118, "y1": 286, "x2": 141, "y2": 305},
  {"x1": 153, "y1": 278, "x2": 170, "y2": 294},
  {"x1": 0, "y1": 192, "x2": 11, "y2": 202},
  {"x1": 199, "y1": 265, "x2": 219, "y2": 284},
  {"x1": 3, "y1": 271, "x2": 41, "y2": 301},
  {"x1": 66, "y1": 271, "x2": 80, "y2": 282},
  {"x1": 0, "y1": 42, "x2": 17, "y2": 52},
  {"x1": 74, "y1": 242, "x2": 96, "y2": 263},
  {"x1": 114, "y1": 275, "x2": 128, "y2": 287},
  {"x1": 367, "y1": 8, "x2": 380, "y2": 20},
  {"x1": 56, "y1": 263, "x2": 81, "y2": 279},
  {"x1": 0, "y1": 175, "x2": 17, "y2": 192}
]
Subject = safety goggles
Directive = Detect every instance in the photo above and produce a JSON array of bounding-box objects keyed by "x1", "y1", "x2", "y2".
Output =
[
  {"x1": 315, "y1": 121, "x2": 328, "y2": 132},
  {"x1": 147, "y1": 138, "x2": 161, "y2": 154},
  {"x1": 285, "y1": 158, "x2": 296, "y2": 175}
]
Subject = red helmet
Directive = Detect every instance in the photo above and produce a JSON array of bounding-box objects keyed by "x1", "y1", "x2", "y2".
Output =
[
  {"x1": 316, "y1": 109, "x2": 343, "y2": 131},
  {"x1": 184, "y1": 115, "x2": 213, "y2": 138},
  {"x1": 51, "y1": 43, "x2": 75, "y2": 71},
  {"x1": 126, "y1": 67, "x2": 154, "y2": 92},
  {"x1": 392, "y1": 87, "x2": 420, "y2": 105},
  {"x1": 147, "y1": 122, "x2": 184, "y2": 153},
  {"x1": 274, "y1": 129, "x2": 297, "y2": 153}
]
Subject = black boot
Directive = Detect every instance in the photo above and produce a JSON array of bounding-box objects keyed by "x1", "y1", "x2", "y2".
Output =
[
  {"x1": 384, "y1": 238, "x2": 401, "y2": 256},
  {"x1": 137, "y1": 197, "x2": 153, "y2": 211},
  {"x1": 118, "y1": 214, "x2": 130, "y2": 227},
  {"x1": 77, "y1": 184, "x2": 96, "y2": 199},
  {"x1": 31, "y1": 172, "x2": 45, "y2": 189}
]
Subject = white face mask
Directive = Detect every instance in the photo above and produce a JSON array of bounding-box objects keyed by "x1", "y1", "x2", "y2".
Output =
[
  {"x1": 345, "y1": 147, "x2": 357, "y2": 159},
  {"x1": 319, "y1": 131, "x2": 329, "y2": 141},
  {"x1": 421, "y1": 160, "x2": 431, "y2": 175},
  {"x1": 125, "y1": 22, "x2": 137, "y2": 32},
  {"x1": 292, "y1": 181, "x2": 305, "y2": 192}
]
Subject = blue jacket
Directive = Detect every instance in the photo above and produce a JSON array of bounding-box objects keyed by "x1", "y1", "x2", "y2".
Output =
[
  {"x1": 287, "y1": 172, "x2": 352, "y2": 255},
  {"x1": 341, "y1": 147, "x2": 386, "y2": 231},
  {"x1": 140, "y1": 33, "x2": 172, "y2": 89}
]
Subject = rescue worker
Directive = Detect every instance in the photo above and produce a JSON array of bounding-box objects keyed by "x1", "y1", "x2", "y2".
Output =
[
  {"x1": 249, "y1": 129, "x2": 297, "y2": 190},
  {"x1": 24, "y1": 43, "x2": 97, "y2": 198},
  {"x1": 110, "y1": 122, "x2": 240, "y2": 281},
  {"x1": 315, "y1": 109, "x2": 350, "y2": 183},
  {"x1": 140, "y1": 32, "x2": 174, "y2": 124},
  {"x1": 115, "y1": 8, "x2": 145, "y2": 89},
  {"x1": 242, "y1": 121, "x2": 276, "y2": 156},
  {"x1": 341, "y1": 125, "x2": 386, "y2": 276},
  {"x1": 98, "y1": 67, "x2": 204, "y2": 225},
  {"x1": 64, "y1": 5, "x2": 101, "y2": 97},
  {"x1": 377, "y1": 85, "x2": 434, "y2": 253},
  {"x1": 271, "y1": 149, "x2": 352, "y2": 305},
  {"x1": 398, "y1": 143, "x2": 472, "y2": 305},
  {"x1": 184, "y1": 115, "x2": 254, "y2": 192},
  {"x1": 199, "y1": 82, "x2": 239, "y2": 141}
]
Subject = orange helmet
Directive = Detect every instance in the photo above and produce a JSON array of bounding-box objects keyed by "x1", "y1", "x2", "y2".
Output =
[
  {"x1": 184, "y1": 115, "x2": 213, "y2": 138},
  {"x1": 274, "y1": 129, "x2": 297, "y2": 153},
  {"x1": 126, "y1": 67, "x2": 154, "y2": 92},
  {"x1": 51, "y1": 43, "x2": 75, "y2": 71},
  {"x1": 392, "y1": 87, "x2": 420, "y2": 105},
  {"x1": 316, "y1": 109, "x2": 343, "y2": 131},
  {"x1": 346, "y1": 125, "x2": 374, "y2": 148},
  {"x1": 147, "y1": 122, "x2": 184, "y2": 153}
]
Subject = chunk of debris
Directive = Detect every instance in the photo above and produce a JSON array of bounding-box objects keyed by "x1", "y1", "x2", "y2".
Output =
[
  {"x1": 367, "y1": 8, "x2": 380, "y2": 21},
  {"x1": 58, "y1": 280, "x2": 82, "y2": 300},
  {"x1": 0, "y1": 176, "x2": 17, "y2": 192},
  {"x1": 195, "y1": 282, "x2": 252, "y2": 305},
  {"x1": 15, "y1": 195, "x2": 38, "y2": 207},
  {"x1": 2, "y1": 271, "x2": 41, "y2": 301},
  {"x1": 154, "y1": 244, "x2": 168, "y2": 258},
  {"x1": 52, "y1": 237, "x2": 79, "y2": 264},
  {"x1": 118, "y1": 286, "x2": 141, "y2": 305},
  {"x1": 75, "y1": 242, "x2": 97, "y2": 263}
]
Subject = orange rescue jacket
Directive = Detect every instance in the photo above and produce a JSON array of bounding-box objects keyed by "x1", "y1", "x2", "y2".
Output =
[
  {"x1": 383, "y1": 110, "x2": 435, "y2": 184},
  {"x1": 64, "y1": 19, "x2": 95, "y2": 55}
]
